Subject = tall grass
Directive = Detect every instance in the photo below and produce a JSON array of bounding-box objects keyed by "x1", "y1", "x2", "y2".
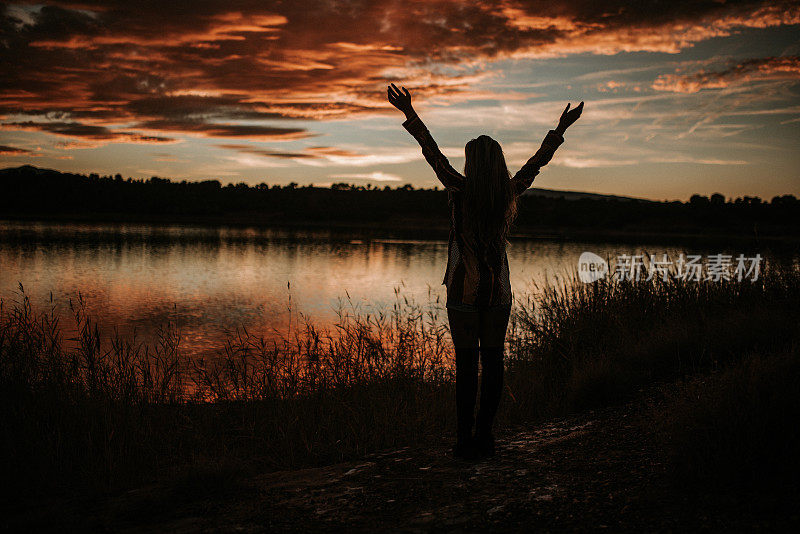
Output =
[
  {"x1": 0, "y1": 287, "x2": 455, "y2": 497},
  {"x1": 503, "y1": 261, "x2": 800, "y2": 422},
  {"x1": 2, "y1": 261, "x2": 799, "y2": 498}
]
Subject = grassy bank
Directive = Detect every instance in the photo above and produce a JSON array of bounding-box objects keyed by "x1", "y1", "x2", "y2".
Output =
[
  {"x1": 653, "y1": 345, "x2": 800, "y2": 489},
  {"x1": 2, "y1": 261, "x2": 799, "y2": 501}
]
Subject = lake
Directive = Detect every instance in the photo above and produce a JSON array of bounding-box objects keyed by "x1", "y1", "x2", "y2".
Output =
[{"x1": 0, "y1": 219, "x2": 771, "y2": 358}]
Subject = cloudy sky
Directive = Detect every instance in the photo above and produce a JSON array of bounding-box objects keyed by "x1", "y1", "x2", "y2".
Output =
[{"x1": 1, "y1": 0, "x2": 799, "y2": 200}]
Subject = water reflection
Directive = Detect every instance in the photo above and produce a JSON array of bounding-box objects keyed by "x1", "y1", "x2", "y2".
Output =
[{"x1": 0, "y1": 220, "x2": 777, "y2": 358}]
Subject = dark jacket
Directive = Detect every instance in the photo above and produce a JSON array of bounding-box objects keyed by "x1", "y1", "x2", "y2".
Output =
[{"x1": 402, "y1": 112, "x2": 564, "y2": 306}]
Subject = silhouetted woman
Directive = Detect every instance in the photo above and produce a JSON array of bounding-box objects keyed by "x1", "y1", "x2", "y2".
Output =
[{"x1": 388, "y1": 83, "x2": 583, "y2": 459}]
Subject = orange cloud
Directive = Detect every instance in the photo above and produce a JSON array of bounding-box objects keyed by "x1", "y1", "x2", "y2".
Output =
[
  {"x1": 652, "y1": 56, "x2": 800, "y2": 93},
  {"x1": 2, "y1": 0, "x2": 799, "y2": 145},
  {"x1": 307, "y1": 146, "x2": 365, "y2": 158}
]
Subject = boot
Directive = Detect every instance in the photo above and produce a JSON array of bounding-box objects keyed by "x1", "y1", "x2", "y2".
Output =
[
  {"x1": 475, "y1": 346, "x2": 504, "y2": 458},
  {"x1": 453, "y1": 347, "x2": 479, "y2": 459}
]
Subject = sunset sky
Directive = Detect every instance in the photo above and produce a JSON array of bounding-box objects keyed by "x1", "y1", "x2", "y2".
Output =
[{"x1": 1, "y1": 0, "x2": 799, "y2": 201}]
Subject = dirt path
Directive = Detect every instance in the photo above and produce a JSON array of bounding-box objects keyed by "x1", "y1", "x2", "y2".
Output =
[{"x1": 48, "y1": 396, "x2": 800, "y2": 532}]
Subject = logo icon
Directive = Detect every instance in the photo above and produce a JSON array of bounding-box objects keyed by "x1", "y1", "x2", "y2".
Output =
[{"x1": 578, "y1": 252, "x2": 608, "y2": 283}]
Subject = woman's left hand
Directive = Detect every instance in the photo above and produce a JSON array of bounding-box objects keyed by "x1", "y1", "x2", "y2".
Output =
[{"x1": 556, "y1": 101, "x2": 584, "y2": 135}]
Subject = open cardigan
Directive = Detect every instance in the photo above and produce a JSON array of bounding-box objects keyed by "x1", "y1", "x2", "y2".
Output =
[{"x1": 402, "y1": 112, "x2": 564, "y2": 307}]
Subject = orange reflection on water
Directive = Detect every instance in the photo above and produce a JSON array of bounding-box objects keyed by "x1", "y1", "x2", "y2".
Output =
[{"x1": 0, "y1": 220, "x2": 699, "y2": 360}]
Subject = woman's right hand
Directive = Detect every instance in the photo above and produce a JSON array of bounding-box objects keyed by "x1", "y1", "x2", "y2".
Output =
[
  {"x1": 388, "y1": 83, "x2": 415, "y2": 119},
  {"x1": 556, "y1": 101, "x2": 584, "y2": 135}
]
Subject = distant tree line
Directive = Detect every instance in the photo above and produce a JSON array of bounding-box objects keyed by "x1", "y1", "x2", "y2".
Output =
[{"x1": 0, "y1": 165, "x2": 797, "y2": 241}]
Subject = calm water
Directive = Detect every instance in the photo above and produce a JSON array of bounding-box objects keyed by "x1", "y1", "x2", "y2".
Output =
[{"x1": 0, "y1": 220, "x2": 761, "y2": 357}]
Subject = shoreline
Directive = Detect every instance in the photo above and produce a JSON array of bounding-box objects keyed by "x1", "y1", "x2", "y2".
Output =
[{"x1": 2, "y1": 212, "x2": 799, "y2": 248}]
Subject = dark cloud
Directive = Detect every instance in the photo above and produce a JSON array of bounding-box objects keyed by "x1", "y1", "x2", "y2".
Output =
[
  {"x1": 138, "y1": 120, "x2": 313, "y2": 139},
  {"x1": 7, "y1": 120, "x2": 121, "y2": 138},
  {"x1": 216, "y1": 143, "x2": 318, "y2": 159},
  {"x1": 0, "y1": 144, "x2": 34, "y2": 155},
  {"x1": 215, "y1": 143, "x2": 373, "y2": 161},
  {"x1": 5, "y1": 120, "x2": 176, "y2": 142}
]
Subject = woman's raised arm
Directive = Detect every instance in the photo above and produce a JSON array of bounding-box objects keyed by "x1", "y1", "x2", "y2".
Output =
[
  {"x1": 388, "y1": 83, "x2": 465, "y2": 191},
  {"x1": 510, "y1": 101, "x2": 583, "y2": 195}
]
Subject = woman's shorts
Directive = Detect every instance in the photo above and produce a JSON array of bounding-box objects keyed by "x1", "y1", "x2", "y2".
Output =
[{"x1": 446, "y1": 303, "x2": 512, "y2": 349}]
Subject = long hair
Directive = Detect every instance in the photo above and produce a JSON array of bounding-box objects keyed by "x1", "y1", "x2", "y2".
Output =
[{"x1": 462, "y1": 135, "x2": 517, "y2": 248}]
